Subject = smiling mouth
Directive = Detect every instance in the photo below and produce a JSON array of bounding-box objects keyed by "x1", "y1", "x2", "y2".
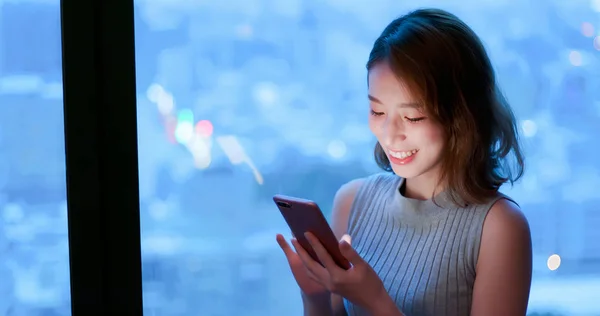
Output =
[{"x1": 388, "y1": 149, "x2": 419, "y2": 159}]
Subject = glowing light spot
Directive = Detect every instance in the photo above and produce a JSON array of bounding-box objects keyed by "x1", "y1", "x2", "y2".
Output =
[
  {"x1": 194, "y1": 154, "x2": 212, "y2": 169},
  {"x1": 0, "y1": 75, "x2": 42, "y2": 94},
  {"x1": 195, "y1": 120, "x2": 214, "y2": 138},
  {"x1": 594, "y1": 36, "x2": 600, "y2": 51},
  {"x1": 177, "y1": 109, "x2": 194, "y2": 123},
  {"x1": 187, "y1": 136, "x2": 212, "y2": 169},
  {"x1": 157, "y1": 96, "x2": 174, "y2": 116},
  {"x1": 327, "y1": 140, "x2": 347, "y2": 159},
  {"x1": 253, "y1": 82, "x2": 278, "y2": 108},
  {"x1": 148, "y1": 84, "x2": 175, "y2": 115},
  {"x1": 581, "y1": 22, "x2": 595, "y2": 37},
  {"x1": 521, "y1": 120, "x2": 538, "y2": 137},
  {"x1": 547, "y1": 254, "x2": 561, "y2": 271},
  {"x1": 216, "y1": 136, "x2": 264, "y2": 185},
  {"x1": 175, "y1": 121, "x2": 194, "y2": 144},
  {"x1": 217, "y1": 136, "x2": 247, "y2": 165},
  {"x1": 592, "y1": 0, "x2": 600, "y2": 12},
  {"x1": 569, "y1": 51, "x2": 582, "y2": 66},
  {"x1": 146, "y1": 83, "x2": 164, "y2": 102}
]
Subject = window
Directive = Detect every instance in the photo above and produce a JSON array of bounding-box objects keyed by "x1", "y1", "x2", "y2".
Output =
[
  {"x1": 0, "y1": 1, "x2": 70, "y2": 315},
  {"x1": 133, "y1": 1, "x2": 600, "y2": 316}
]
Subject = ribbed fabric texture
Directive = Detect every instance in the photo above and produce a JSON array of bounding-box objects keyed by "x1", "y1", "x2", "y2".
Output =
[{"x1": 343, "y1": 173, "x2": 512, "y2": 316}]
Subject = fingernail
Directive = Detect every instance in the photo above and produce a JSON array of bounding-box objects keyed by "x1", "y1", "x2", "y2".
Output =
[
  {"x1": 341, "y1": 234, "x2": 352, "y2": 244},
  {"x1": 304, "y1": 232, "x2": 314, "y2": 241}
]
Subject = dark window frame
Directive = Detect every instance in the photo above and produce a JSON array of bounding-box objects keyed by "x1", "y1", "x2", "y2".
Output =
[{"x1": 61, "y1": 0, "x2": 143, "y2": 315}]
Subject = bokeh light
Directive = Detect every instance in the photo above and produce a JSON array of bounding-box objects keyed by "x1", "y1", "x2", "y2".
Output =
[
  {"x1": 569, "y1": 50, "x2": 583, "y2": 66},
  {"x1": 547, "y1": 254, "x2": 562, "y2": 271},
  {"x1": 581, "y1": 22, "x2": 595, "y2": 37},
  {"x1": 195, "y1": 120, "x2": 214, "y2": 138}
]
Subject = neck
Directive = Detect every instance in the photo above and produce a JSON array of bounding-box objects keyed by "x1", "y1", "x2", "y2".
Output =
[{"x1": 403, "y1": 170, "x2": 444, "y2": 200}]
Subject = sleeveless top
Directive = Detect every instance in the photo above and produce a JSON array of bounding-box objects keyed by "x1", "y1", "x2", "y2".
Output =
[{"x1": 343, "y1": 172, "x2": 514, "y2": 316}]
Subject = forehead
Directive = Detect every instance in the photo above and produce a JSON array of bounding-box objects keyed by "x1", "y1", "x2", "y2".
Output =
[{"x1": 368, "y1": 62, "x2": 416, "y2": 104}]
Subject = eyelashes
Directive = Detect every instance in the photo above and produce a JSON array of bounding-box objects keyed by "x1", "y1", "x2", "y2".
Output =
[
  {"x1": 369, "y1": 110, "x2": 426, "y2": 123},
  {"x1": 406, "y1": 117, "x2": 426, "y2": 123}
]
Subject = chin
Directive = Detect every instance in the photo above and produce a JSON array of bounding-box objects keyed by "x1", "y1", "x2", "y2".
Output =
[{"x1": 389, "y1": 165, "x2": 423, "y2": 179}]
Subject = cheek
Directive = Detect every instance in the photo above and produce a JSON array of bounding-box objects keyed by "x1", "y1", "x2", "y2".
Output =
[
  {"x1": 420, "y1": 124, "x2": 445, "y2": 149},
  {"x1": 368, "y1": 118, "x2": 382, "y2": 138},
  {"x1": 409, "y1": 122, "x2": 443, "y2": 145}
]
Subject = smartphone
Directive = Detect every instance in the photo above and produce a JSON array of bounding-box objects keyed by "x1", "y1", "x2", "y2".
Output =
[{"x1": 273, "y1": 194, "x2": 351, "y2": 270}]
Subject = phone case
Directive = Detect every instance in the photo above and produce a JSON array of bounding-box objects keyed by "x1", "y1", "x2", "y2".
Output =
[{"x1": 273, "y1": 194, "x2": 351, "y2": 270}]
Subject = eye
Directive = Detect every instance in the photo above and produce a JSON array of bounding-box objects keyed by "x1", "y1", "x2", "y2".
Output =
[
  {"x1": 405, "y1": 116, "x2": 426, "y2": 123},
  {"x1": 370, "y1": 109, "x2": 385, "y2": 116}
]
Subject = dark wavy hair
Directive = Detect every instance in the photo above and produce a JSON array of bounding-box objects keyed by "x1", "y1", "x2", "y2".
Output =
[{"x1": 368, "y1": 8, "x2": 524, "y2": 205}]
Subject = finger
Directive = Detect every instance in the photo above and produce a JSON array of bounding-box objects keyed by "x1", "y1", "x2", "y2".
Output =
[
  {"x1": 291, "y1": 238, "x2": 329, "y2": 280},
  {"x1": 291, "y1": 238, "x2": 320, "y2": 268},
  {"x1": 276, "y1": 234, "x2": 296, "y2": 258},
  {"x1": 340, "y1": 234, "x2": 352, "y2": 245},
  {"x1": 305, "y1": 232, "x2": 343, "y2": 273},
  {"x1": 339, "y1": 237, "x2": 363, "y2": 266}
]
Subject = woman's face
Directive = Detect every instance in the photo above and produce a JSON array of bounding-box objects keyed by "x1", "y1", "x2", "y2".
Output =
[{"x1": 368, "y1": 61, "x2": 445, "y2": 181}]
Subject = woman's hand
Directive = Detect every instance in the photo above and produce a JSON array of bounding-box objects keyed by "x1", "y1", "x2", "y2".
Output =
[
  {"x1": 276, "y1": 234, "x2": 330, "y2": 298},
  {"x1": 291, "y1": 232, "x2": 400, "y2": 315}
]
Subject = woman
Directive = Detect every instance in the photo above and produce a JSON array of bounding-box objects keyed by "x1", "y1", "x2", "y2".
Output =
[{"x1": 276, "y1": 8, "x2": 532, "y2": 316}]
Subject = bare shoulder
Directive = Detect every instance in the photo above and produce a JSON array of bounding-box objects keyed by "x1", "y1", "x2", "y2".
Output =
[
  {"x1": 471, "y1": 198, "x2": 532, "y2": 315},
  {"x1": 330, "y1": 178, "x2": 365, "y2": 239},
  {"x1": 479, "y1": 198, "x2": 532, "y2": 269},
  {"x1": 333, "y1": 178, "x2": 365, "y2": 212},
  {"x1": 482, "y1": 198, "x2": 530, "y2": 243}
]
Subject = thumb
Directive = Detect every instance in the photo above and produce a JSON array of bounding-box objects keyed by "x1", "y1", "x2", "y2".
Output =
[{"x1": 339, "y1": 234, "x2": 362, "y2": 264}]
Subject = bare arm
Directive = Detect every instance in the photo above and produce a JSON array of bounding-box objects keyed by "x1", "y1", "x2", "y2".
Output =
[
  {"x1": 329, "y1": 178, "x2": 365, "y2": 316},
  {"x1": 470, "y1": 199, "x2": 532, "y2": 316}
]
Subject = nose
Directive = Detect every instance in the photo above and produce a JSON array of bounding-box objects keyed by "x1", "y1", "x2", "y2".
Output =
[{"x1": 382, "y1": 115, "x2": 407, "y2": 146}]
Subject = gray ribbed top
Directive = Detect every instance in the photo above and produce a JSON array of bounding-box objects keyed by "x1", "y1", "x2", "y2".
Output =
[{"x1": 343, "y1": 173, "x2": 512, "y2": 316}]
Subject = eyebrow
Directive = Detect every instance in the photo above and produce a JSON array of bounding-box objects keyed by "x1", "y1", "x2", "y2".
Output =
[{"x1": 368, "y1": 94, "x2": 421, "y2": 108}]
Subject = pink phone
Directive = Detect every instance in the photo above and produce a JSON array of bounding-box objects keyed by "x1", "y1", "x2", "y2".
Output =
[{"x1": 273, "y1": 194, "x2": 351, "y2": 270}]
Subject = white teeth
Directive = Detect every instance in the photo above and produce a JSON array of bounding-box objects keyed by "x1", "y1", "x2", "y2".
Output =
[{"x1": 389, "y1": 149, "x2": 418, "y2": 159}]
